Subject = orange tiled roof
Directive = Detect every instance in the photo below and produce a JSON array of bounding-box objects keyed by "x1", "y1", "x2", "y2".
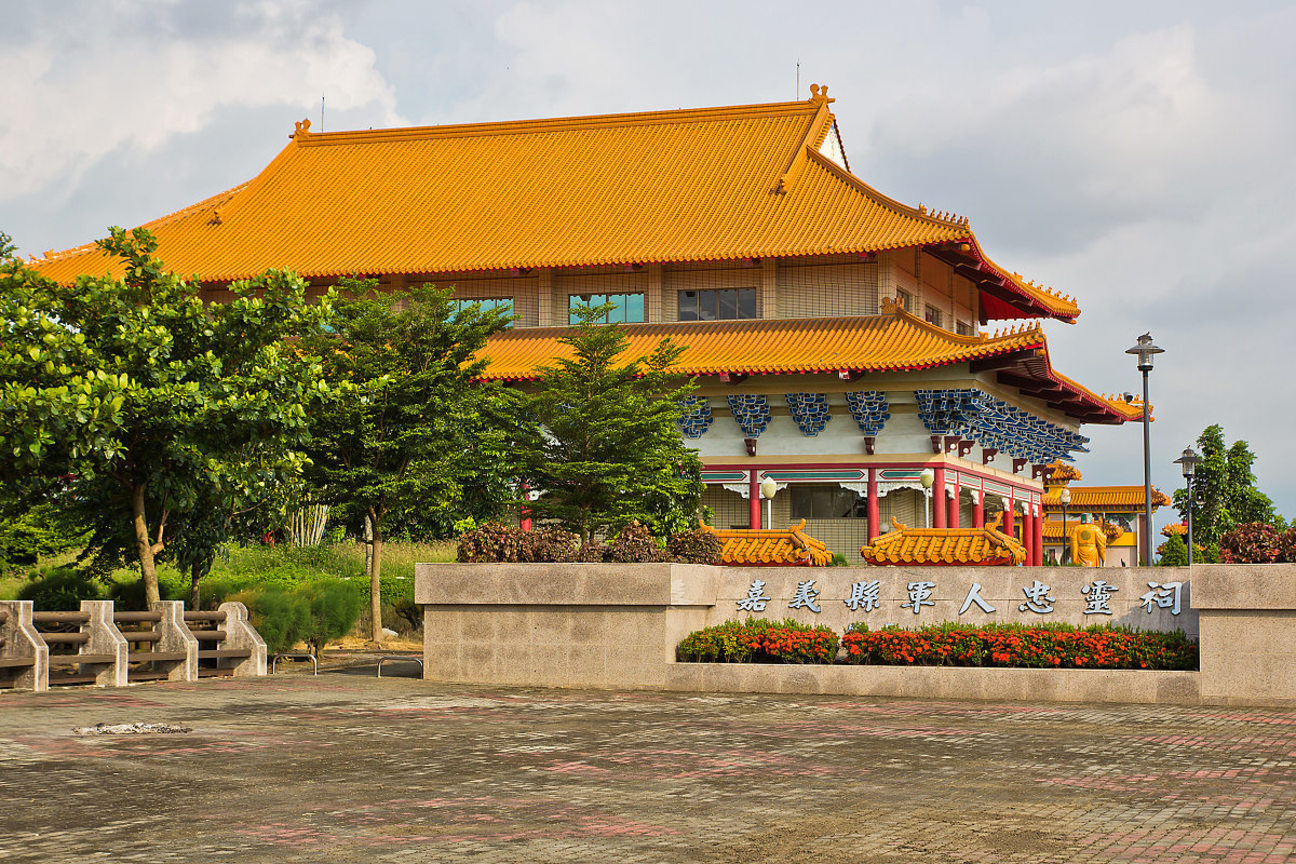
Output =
[
  {"x1": 1161, "y1": 522, "x2": 1189, "y2": 537},
  {"x1": 480, "y1": 303, "x2": 1043, "y2": 379},
  {"x1": 1042, "y1": 485, "x2": 1172, "y2": 510},
  {"x1": 1045, "y1": 460, "x2": 1083, "y2": 482},
  {"x1": 31, "y1": 89, "x2": 1076, "y2": 321},
  {"x1": 700, "y1": 520, "x2": 833, "y2": 567},
  {"x1": 860, "y1": 517, "x2": 1026, "y2": 566},
  {"x1": 1042, "y1": 519, "x2": 1126, "y2": 542},
  {"x1": 480, "y1": 303, "x2": 1134, "y2": 423}
]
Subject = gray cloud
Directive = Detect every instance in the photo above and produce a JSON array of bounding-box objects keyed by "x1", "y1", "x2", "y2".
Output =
[{"x1": 2, "y1": 0, "x2": 1292, "y2": 521}]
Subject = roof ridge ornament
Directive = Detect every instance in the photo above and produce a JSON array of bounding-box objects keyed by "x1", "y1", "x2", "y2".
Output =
[
  {"x1": 292, "y1": 118, "x2": 312, "y2": 140},
  {"x1": 808, "y1": 83, "x2": 833, "y2": 104}
]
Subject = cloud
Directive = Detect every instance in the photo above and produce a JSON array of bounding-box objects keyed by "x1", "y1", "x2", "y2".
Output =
[{"x1": 0, "y1": 0, "x2": 402, "y2": 205}]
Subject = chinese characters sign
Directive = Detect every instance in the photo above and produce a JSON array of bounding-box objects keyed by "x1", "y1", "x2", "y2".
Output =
[{"x1": 734, "y1": 576, "x2": 1188, "y2": 623}]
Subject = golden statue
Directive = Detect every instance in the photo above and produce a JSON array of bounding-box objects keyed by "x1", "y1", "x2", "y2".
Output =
[{"x1": 1069, "y1": 513, "x2": 1106, "y2": 567}]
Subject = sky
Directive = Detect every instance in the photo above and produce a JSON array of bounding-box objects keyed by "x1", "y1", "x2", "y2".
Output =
[{"x1": 2, "y1": 0, "x2": 1293, "y2": 526}]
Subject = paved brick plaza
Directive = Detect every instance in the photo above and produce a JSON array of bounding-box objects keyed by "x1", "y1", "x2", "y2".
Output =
[{"x1": 2, "y1": 669, "x2": 1295, "y2": 863}]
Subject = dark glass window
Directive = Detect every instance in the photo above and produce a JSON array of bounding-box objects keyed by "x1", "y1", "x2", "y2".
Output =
[
  {"x1": 451, "y1": 297, "x2": 513, "y2": 326},
  {"x1": 568, "y1": 293, "x2": 645, "y2": 324},
  {"x1": 677, "y1": 287, "x2": 757, "y2": 321},
  {"x1": 790, "y1": 485, "x2": 868, "y2": 519},
  {"x1": 924, "y1": 304, "x2": 943, "y2": 327}
]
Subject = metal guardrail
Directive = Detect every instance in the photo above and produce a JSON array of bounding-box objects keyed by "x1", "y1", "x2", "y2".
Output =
[{"x1": 377, "y1": 655, "x2": 423, "y2": 678}]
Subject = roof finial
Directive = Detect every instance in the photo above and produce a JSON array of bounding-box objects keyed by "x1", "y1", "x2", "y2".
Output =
[
  {"x1": 292, "y1": 118, "x2": 312, "y2": 140},
  {"x1": 808, "y1": 83, "x2": 831, "y2": 104}
]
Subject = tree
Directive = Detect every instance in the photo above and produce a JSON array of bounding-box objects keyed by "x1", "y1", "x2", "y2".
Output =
[
  {"x1": 521, "y1": 306, "x2": 704, "y2": 544},
  {"x1": 0, "y1": 228, "x2": 329, "y2": 605},
  {"x1": 301, "y1": 280, "x2": 519, "y2": 643},
  {"x1": 1174, "y1": 425, "x2": 1284, "y2": 549}
]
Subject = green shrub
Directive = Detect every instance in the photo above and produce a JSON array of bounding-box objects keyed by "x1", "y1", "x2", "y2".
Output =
[
  {"x1": 106, "y1": 568, "x2": 187, "y2": 610},
  {"x1": 456, "y1": 521, "x2": 529, "y2": 562},
  {"x1": 230, "y1": 587, "x2": 310, "y2": 655},
  {"x1": 666, "y1": 527, "x2": 722, "y2": 565},
  {"x1": 1219, "y1": 522, "x2": 1285, "y2": 563},
  {"x1": 676, "y1": 618, "x2": 839, "y2": 664},
  {"x1": 605, "y1": 521, "x2": 666, "y2": 563},
  {"x1": 296, "y1": 578, "x2": 365, "y2": 656},
  {"x1": 17, "y1": 566, "x2": 102, "y2": 610},
  {"x1": 528, "y1": 525, "x2": 582, "y2": 562}
]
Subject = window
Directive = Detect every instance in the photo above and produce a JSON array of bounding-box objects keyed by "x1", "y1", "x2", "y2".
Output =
[
  {"x1": 955, "y1": 320, "x2": 973, "y2": 336},
  {"x1": 568, "y1": 292, "x2": 645, "y2": 324},
  {"x1": 924, "y1": 304, "x2": 943, "y2": 327},
  {"x1": 790, "y1": 485, "x2": 868, "y2": 519},
  {"x1": 451, "y1": 297, "x2": 514, "y2": 326},
  {"x1": 677, "y1": 287, "x2": 756, "y2": 321},
  {"x1": 895, "y1": 289, "x2": 913, "y2": 312}
]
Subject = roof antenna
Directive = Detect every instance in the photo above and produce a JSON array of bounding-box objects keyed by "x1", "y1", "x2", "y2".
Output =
[
  {"x1": 796, "y1": 60, "x2": 800, "y2": 99},
  {"x1": 321, "y1": 94, "x2": 325, "y2": 132}
]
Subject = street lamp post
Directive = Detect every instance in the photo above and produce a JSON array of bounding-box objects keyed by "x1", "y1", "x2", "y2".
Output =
[
  {"x1": 1126, "y1": 334, "x2": 1164, "y2": 565},
  {"x1": 920, "y1": 468, "x2": 935, "y2": 528},
  {"x1": 759, "y1": 475, "x2": 778, "y2": 531},
  {"x1": 1059, "y1": 488, "x2": 1071, "y2": 562},
  {"x1": 1173, "y1": 447, "x2": 1202, "y2": 566}
]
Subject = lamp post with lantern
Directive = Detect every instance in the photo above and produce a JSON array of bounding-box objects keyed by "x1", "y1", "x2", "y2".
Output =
[
  {"x1": 759, "y1": 475, "x2": 778, "y2": 530},
  {"x1": 920, "y1": 468, "x2": 934, "y2": 528},
  {"x1": 1126, "y1": 333, "x2": 1164, "y2": 565},
  {"x1": 1173, "y1": 447, "x2": 1202, "y2": 566}
]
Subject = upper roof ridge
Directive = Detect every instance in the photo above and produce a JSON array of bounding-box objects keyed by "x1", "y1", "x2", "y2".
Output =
[{"x1": 292, "y1": 94, "x2": 824, "y2": 147}]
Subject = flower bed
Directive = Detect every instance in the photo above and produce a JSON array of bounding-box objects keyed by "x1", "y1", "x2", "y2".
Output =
[
  {"x1": 842, "y1": 623, "x2": 1197, "y2": 670},
  {"x1": 676, "y1": 621, "x2": 1197, "y2": 670},
  {"x1": 675, "y1": 618, "x2": 839, "y2": 664}
]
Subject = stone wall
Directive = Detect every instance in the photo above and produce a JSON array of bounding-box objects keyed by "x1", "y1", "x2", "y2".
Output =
[{"x1": 415, "y1": 562, "x2": 1294, "y2": 706}]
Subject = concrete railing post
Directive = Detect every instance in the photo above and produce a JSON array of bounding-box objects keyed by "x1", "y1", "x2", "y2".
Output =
[
  {"x1": 0, "y1": 600, "x2": 50, "y2": 692},
  {"x1": 217, "y1": 601, "x2": 267, "y2": 676},
  {"x1": 80, "y1": 600, "x2": 129, "y2": 687},
  {"x1": 153, "y1": 601, "x2": 199, "y2": 682}
]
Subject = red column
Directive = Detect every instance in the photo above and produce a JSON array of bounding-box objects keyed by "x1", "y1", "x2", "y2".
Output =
[
  {"x1": 974, "y1": 490, "x2": 984, "y2": 528},
  {"x1": 932, "y1": 466, "x2": 946, "y2": 528},
  {"x1": 947, "y1": 487, "x2": 960, "y2": 528},
  {"x1": 1034, "y1": 504, "x2": 1045, "y2": 566},
  {"x1": 1002, "y1": 495, "x2": 1015, "y2": 538},
  {"x1": 867, "y1": 467, "x2": 880, "y2": 541},
  {"x1": 520, "y1": 484, "x2": 532, "y2": 532},
  {"x1": 749, "y1": 470, "x2": 761, "y2": 530},
  {"x1": 1020, "y1": 504, "x2": 1032, "y2": 564}
]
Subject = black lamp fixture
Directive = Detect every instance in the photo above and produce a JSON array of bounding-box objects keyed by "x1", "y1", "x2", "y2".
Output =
[
  {"x1": 1173, "y1": 446, "x2": 1202, "y2": 566},
  {"x1": 1126, "y1": 333, "x2": 1164, "y2": 565}
]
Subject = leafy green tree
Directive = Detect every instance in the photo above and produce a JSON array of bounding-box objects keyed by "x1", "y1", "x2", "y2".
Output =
[
  {"x1": 1158, "y1": 533, "x2": 1189, "y2": 567},
  {"x1": 1174, "y1": 425, "x2": 1284, "y2": 548},
  {"x1": 0, "y1": 228, "x2": 330, "y2": 606},
  {"x1": 301, "y1": 279, "x2": 520, "y2": 643},
  {"x1": 522, "y1": 307, "x2": 704, "y2": 543}
]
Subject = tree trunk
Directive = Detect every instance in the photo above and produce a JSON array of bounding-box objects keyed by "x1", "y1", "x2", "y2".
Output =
[
  {"x1": 130, "y1": 483, "x2": 162, "y2": 607},
  {"x1": 369, "y1": 509, "x2": 384, "y2": 645},
  {"x1": 190, "y1": 561, "x2": 203, "y2": 610}
]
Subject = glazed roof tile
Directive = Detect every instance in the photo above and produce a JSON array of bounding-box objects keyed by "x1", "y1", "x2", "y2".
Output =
[
  {"x1": 480, "y1": 304, "x2": 1043, "y2": 380},
  {"x1": 1042, "y1": 485, "x2": 1172, "y2": 510},
  {"x1": 480, "y1": 303, "x2": 1136, "y2": 423},
  {"x1": 860, "y1": 517, "x2": 1026, "y2": 566},
  {"x1": 701, "y1": 520, "x2": 833, "y2": 567},
  {"x1": 31, "y1": 91, "x2": 1076, "y2": 321}
]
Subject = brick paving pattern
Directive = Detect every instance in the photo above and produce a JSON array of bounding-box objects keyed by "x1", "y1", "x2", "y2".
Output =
[{"x1": 2, "y1": 671, "x2": 1295, "y2": 862}]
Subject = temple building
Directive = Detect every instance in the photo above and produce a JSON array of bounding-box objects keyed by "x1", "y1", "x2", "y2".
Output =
[
  {"x1": 34, "y1": 86, "x2": 1145, "y2": 564},
  {"x1": 1039, "y1": 462, "x2": 1170, "y2": 567}
]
